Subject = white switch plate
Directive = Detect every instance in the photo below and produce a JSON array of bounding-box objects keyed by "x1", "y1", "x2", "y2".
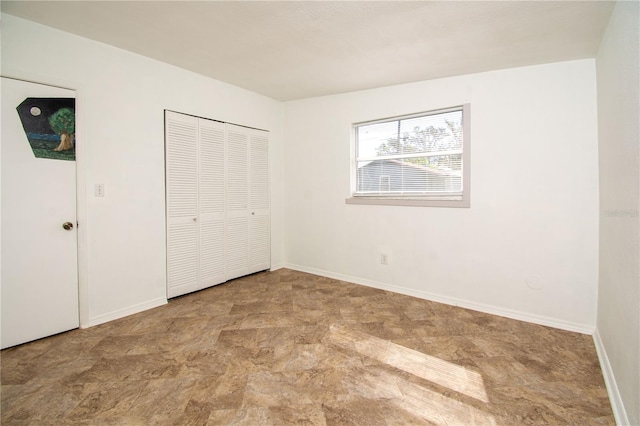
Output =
[{"x1": 95, "y1": 183, "x2": 105, "y2": 197}]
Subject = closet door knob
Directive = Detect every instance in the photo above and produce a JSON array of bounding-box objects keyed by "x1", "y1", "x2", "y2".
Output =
[{"x1": 193, "y1": 217, "x2": 197, "y2": 222}]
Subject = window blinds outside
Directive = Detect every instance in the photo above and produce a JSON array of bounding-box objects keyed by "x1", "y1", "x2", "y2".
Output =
[{"x1": 355, "y1": 107, "x2": 464, "y2": 196}]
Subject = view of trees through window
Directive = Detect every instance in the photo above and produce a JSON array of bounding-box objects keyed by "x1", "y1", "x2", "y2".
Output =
[
  {"x1": 355, "y1": 108, "x2": 465, "y2": 195},
  {"x1": 373, "y1": 110, "x2": 463, "y2": 170},
  {"x1": 354, "y1": 106, "x2": 468, "y2": 200}
]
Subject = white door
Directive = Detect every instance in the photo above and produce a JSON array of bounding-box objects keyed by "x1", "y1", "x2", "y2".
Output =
[
  {"x1": 165, "y1": 111, "x2": 199, "y2": 298},
  {"x1": 198, "y1": 119, "x2": 226, "y2": 288},
  {"x1": 249, "y1": 130, "x2": 270, "y2": 273},
  {"x1": 225, "y1": 124, "x2": 249, "y2": 281},
  {"x1": 165, "y1": 111, "x2": 227, "y2": 298},
  {"x1": 1, "y1": 77, "x2": 79, "y2": 349}
]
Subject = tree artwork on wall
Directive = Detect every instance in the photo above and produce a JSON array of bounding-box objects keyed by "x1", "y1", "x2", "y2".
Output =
[{"x1": 16, "y1": 97, "x2": 76, "y2": 161}]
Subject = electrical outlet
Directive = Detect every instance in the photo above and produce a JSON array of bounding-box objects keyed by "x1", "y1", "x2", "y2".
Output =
[
  {"x1": 95, "y1": 183, "x2": 105, "y2": 197},
  {"x1": 380, "y1": 253, "x2": 388, "y2": 265}
]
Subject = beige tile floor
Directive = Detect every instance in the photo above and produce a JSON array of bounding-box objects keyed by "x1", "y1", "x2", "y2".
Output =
[{"x1": 1, "y1": 269, "x2": 614, "y2": 425}]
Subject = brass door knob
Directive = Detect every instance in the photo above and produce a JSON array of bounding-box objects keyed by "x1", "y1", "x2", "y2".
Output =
[{"x1": 62, "y1": 222, "x2": 74, "y2": 230}]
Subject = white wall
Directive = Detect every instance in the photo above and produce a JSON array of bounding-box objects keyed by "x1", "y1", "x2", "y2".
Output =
[
  {"x1": 1, "y1": 14, "x2": 285, "y2": 326},
  {"x1": 2, "y1": 8, "x2": 632, "y2": 419},
  {"x1": 595, "y1": 1, "x2": 640, "y2": 424},
  {"x1": 284, "y1": 60, "x2": 599, "y2": 332}
]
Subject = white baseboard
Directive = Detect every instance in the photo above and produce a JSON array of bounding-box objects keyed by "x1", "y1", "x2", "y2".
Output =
[
  {"x1": 593, "y1": 329, "x2": 630, "y2": 426},
  {"x1": 283, "y1": 263, "x2": 594, "y2": 335},
  {"x1": 270, "y1": 263, "x2": 285, "y2": 271},
  {"x1": 82, "y1": 297, "x2": 167, "y2": 328}
]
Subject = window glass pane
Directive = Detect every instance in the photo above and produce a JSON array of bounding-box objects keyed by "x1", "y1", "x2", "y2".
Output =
[
  {"x1": 356, "y1": 155, "x2": 462, "y2": 194},
  {"x1": 356, "y1": 121, "x2": 398, "y2": 159},
  {"x1": 399, "y1": 110, "x2": 462, "y2": 154},
  {"x1": 354, "y1": 106, "x2": 466, "y2": 198},
  {"x1": 356, "y1": 160, "x2": 385, "y2": 193},
  {"x1": 399, "y1": 155, "x2": 462, "y2": 193}
]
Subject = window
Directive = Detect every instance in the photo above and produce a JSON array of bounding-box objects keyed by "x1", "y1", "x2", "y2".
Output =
[{"x1": 347, "y1": 104, "x2": 470, "y2": 207}]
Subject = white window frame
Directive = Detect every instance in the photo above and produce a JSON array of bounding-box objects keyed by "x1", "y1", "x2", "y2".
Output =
[{"x1": 346, "y1": 104, "x2": 470, "y2": 208}]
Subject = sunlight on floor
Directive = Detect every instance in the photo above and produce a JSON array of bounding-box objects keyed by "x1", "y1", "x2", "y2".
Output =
[
  {"x1": 327, "y1": 324, "x2": 489, "y2": 402},
  {"x1": 326, "y1": 324, "x2": 496, "y2": 425}
]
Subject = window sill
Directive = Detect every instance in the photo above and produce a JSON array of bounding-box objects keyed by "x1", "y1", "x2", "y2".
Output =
[{"x1": 345, "y1": 196, "x2": 470, "y2": 208}]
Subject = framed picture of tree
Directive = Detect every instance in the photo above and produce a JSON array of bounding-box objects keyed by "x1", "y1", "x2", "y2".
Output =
[{"x1": 15, "y1": 97, "x2": 76, "y2": 161}]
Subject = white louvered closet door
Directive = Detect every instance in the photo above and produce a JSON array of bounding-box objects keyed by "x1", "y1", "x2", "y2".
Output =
[
  {"x1": 166, "y1": 112, "x2": 270, "y2": 298},
  {"x1": 225, "y1": 124, "x2": 250, "y2": 280},
  {"x1": 165, "y1": 111, "x2": 199, "y2": 297},
  {"x1": 198, "y1": 119, "x2": 226, "y2": 288},
  {"x1": 249, "y1": 130, "x2": 270, "y2": 273}
]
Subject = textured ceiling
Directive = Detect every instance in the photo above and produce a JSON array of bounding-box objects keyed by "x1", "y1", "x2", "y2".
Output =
[{"x1": 2, "y1": 1, "x2": 615, "y2": 101}]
